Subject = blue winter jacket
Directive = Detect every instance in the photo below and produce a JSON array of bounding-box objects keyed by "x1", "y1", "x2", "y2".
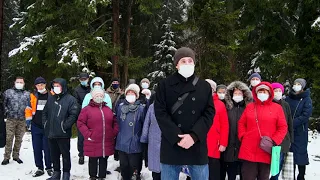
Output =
[
  {"x1": 286, "y1": 89, "x2": 312, "y2": 165},
  {"x1": 115, "y1": 100, "x2": 146, "y2": 154}
]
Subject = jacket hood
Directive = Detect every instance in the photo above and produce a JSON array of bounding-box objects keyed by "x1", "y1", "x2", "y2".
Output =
[
  {"x1": 90, "y1": 77, "x2": 105, "y2": 89},
  {"x1": 252, "y1": 81, "x2": 274, "y2": 104},
  {"x1": 51, "y1": 78, "x2": 67, "y2": 94},
  {"x1": 289, "y1": 88, "x2": 311, "y2": 100},
  {"x1": 225, "y1": 81, "x2": 253, "y2": 109}
]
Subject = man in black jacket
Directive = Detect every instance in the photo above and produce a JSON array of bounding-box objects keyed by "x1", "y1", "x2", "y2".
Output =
[
  {"x1": 73, "y1": 72, "x2": 90, "y2": 165},
  {"x1": 154, "y1": 47, "x2": 214, "y2": 180},
  {"x1": 43, "y1": 78, "x2": 80, "y2": 180}
]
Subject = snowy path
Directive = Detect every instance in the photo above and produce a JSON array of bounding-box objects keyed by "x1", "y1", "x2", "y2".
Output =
[
  {"x1": 0, "y1": 132, "x2": 319, "y2": 180},
  {"x1": 0, "y1": 133, "x2": 187, "y2": 180}
]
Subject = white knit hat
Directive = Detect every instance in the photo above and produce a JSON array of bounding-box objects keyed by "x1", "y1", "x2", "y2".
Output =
[
  {"x1": 205, "y1": 79, "x2": 217, "y2": 92},
  {"x1": 125, "y1": 84, "x2": 140, "y2": 98},
  {"x1": 91, "y1": 87, "x2": 105, "y2": 98}
]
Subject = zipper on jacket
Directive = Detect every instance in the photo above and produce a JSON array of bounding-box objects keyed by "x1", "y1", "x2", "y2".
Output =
[
  {"x1": 99, "y1": 105, "x2": 106, "y2": 158},
  {"x1": 55, "y1": 101, "x2": 62, "y2": 117},
  {"x1": 61, "y1": 121, "x2": 66, "y2": 133},
  {"x1": 130, "y1": 111, "x2": 138, "y2": 152}
]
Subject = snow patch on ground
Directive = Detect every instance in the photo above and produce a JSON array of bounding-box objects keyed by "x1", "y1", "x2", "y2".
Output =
[{"x1": 0, "y1": 134, "x2": 189, "y2": 180}]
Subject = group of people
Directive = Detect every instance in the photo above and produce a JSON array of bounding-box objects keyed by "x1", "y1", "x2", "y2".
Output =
[{"x1": 0, "y1": 47, "x2": 313, "y2": 180}]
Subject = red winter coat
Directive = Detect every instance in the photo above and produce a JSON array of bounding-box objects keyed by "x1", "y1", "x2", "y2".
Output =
[
  {"x1": 77, "y1": 100, "x2": 119, "y2": 157},
  {"x1": 238, "y1": 82, "x2": 287, "y2": 164},
  {"x1": 207, "y1": 93, "x2": 229, "y2": 158}
]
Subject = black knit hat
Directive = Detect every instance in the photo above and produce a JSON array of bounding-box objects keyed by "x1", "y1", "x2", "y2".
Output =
[
  {"x1": 111, "y1": 77, "x2": 119, "y2": 82},
  {"x1": 173, "y1": 47, "x2": 196, "y2": 66},
  {"x1": 34, "y1": 77, "x2": 46, "y2": 85}
]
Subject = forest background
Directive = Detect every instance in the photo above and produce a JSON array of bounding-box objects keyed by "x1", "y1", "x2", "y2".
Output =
[{"x1": 0, "y1": 0, "x2": 320, "y2": 126}]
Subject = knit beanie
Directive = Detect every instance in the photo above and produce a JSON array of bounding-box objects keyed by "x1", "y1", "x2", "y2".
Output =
[
  {"x1": 294, "y1": 78, "x2": 307, "y2": 89},
  {"x1": 216, "y1": 84, "x2": 227, "y2": 92},
  {"x1": 34, "y1": 77, "x2": 46, "y2": 85},
  {"x1": 91, "y1": 87, "x2": 105, "y2": 98},
  {"x1": 248, "y1": 73, "x2": 262, "y2": 81},
  {"x1": 205, "y1": 79, "x2": 217, "y2": 92},
  {"x1": 271, "y1": 83, "x2": 284, "y2": 93},
  {"x1": 173, "y1": 47, "x2": 196, "y2": 66},
  {"x1": 111, "y1": 77, "x2": 119, "y2": 83},
  {"x1": 140, "y1": 78, "x2": 150, "y2": 85},
  {"x1": 125, "y1": 84, "x2": 140, "y2": 99}
]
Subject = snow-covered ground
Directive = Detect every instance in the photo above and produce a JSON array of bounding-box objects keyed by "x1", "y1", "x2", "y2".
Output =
[
  {"x1": 0, "y1": 133, "x2": 188, "y2": 180},
  {"x1": 0, "y1": 132, "x2": 319, "y2": 180}
]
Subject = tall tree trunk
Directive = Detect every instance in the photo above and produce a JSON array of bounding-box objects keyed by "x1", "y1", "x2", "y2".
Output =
[
  {"x1": 122, "y1": 0, "x2": 133, "y2": 86},
  {"x1": 0, "y1": 0, "x2": 4, "y2": 86},
  {"x1": 112, "y1": 0, "x2": 120, "y2": 80},
  {"x1": 226, "y1": 0, "x2": 236, "y2": 78}
]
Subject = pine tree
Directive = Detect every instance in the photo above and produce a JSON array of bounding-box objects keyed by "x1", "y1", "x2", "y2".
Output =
[
  {"x1": 8, "y1": 0, "x2": 114, "y2": 87},
  {"x1": 148, "y1": 18, "x2": 177, "y2": 83}
]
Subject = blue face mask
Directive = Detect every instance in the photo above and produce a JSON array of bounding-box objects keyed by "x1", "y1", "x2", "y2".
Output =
[
  {"x1": 112, "y1": 84, "x2": 119, "y2": 89},
  {"x1": 80, "y1": 80, "x2": 88, "y2": 86}
]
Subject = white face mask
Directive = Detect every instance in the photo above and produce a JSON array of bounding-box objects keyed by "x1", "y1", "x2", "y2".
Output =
[
  {"x1": 141, "y1": 82, "x2": 149, "y2": 89},
  {"x1": 251, "y1": 80, "x2": 260, "y2": 87},
  {"x1": 38, "y1": 89, "x2": 46, "y2": 93},
  {"x1": 217, "y1": 93, "x2": 225, "y2": 100},
  {"x1": 257, "y1": 93, "x2": 269, "y2": 102},
  {"x1": 293, "y1": 85, "x2": 302, "y2": 92},
  {"x1": 53, "y1": 87, "x2": 62, "y2": 94},
  {"x1": 94, "y1": 85, "x2": 102, "y2": 89},
  {"x1": 93, "y1": 97, "x2": 104, "y2": 104},
  {"x1": 274, "y1": 92, "x2": 283, "y2": 101},
  {"x1": 15, "y1": 83, "x2": 24, "y2": 90},
  {"x1": 126, "y1": 94, "x2": 136, "y2": 103},
  {"x1": 233, "y1": 95, "x2": 244, "y2": 103},
  {"x1": 178, "y1": 65, "x2": 195, "y2": 78}
]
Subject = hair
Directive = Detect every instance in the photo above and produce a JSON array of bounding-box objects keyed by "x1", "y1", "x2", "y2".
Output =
[{"x1": 15, "y1": 76, "x2": 25, "y2": 82}]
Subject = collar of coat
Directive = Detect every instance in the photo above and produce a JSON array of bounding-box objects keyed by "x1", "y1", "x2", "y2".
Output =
[{"x1": 169, "y1": 72, "x2": 197, "y2": 96}]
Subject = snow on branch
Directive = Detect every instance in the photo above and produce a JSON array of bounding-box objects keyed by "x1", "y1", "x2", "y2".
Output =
[
  {"x1": 312, "y1": 16, "x2": 320, "y2": 28},
  {"x1": 9, "y1": 34, "x2": 45, "y2": 57}
]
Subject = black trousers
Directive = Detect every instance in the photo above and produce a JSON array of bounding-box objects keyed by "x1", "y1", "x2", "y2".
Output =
[
  {"x1": 48, "y1": 138, "x2": 71, "y2": 172},
  {"x1": 209, "y1": 157, "x2": 221, "y2": 180},
  {"x1": 89, "y1": 156, "x2": 109, "y2": 178},
  {"x1": 77, "y1": 128, "x2": 84, "y2": 157},
  {"x1": 220, "y1": 160, "x2": 242, "y2": 180},
  {"x1": 152, "y1": 172, "x2": 161, "y2": 180},
  {"x1": 295, "y1": 165, "x2": 306, "y2": 180},
  {"x1": 118, "y1": 151, "x2": 142, "y2": 180},
  {"x1": 241, "y1": 161, "x2": 270, "y2": 180}
]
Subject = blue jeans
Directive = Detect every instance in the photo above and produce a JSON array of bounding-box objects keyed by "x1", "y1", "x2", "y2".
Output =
[
  {"x1": 31, "y1": 124, "x2": 52, "y2": 169},
  {"x1": 161, "y1": 163, "x2": 209, "y2": 180},
  {"x1": 270, "y1": 152, "x2": 285, "y2": 180}
]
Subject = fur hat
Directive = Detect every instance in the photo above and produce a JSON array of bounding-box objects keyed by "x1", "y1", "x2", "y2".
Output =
[
  {"x1": 125, "y1": 84, "x2": 140, "y2": 98},
  {"x1": 271, "y1": 83, "x2": 284, "y2": 93},
  {"x1": 173, "y1": 47, "x2": 196, "y2": 66},
  {"x1": 294, "y1": 78, "x2": 307, "y2": 89},
  {"x1": 91, "y1": 87, "x2": 105, "y2": 98},
  {"x1": 205, "y1": 79, "x2": 217, "y2": 92}
]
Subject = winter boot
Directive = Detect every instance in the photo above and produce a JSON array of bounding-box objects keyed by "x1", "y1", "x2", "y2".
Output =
[
  {"x1": 62, "y1": 172, "x2": 71, "y2": 180},
  {"x1": 46, "y1": 168, "x2": 54, "y2": 176},
  {"x1": 32, "y1": 168, "x2": 45, "y2": 177},
  {"x1": 46, "y1": 171, "x2": 61, "y2": 180},
  {"x1": 1, "y1": 159, "x2": 9, "y2": 165},
  {"x1": 79, "y1": 156, "x2": 84, "y2": 165},
  {"x1": 106, "y1": 170, "x2": 111, "y2": 175},
  {"x1": 89, "y1": 177, "x2": 98, "y2": 180},
  {"x1": 13, "y1": 158, "x2": 23, "y2": 164}
]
